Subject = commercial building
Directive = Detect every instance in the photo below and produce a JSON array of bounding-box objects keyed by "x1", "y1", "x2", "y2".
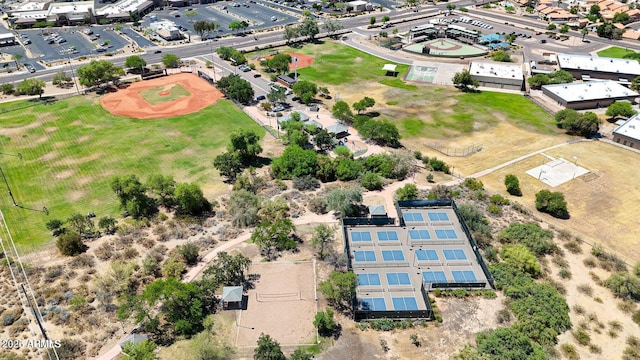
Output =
[
  {"x1": 469, "y1": 61, "x2": 525, "y2": 91},
  {"x1": 343, "y1": 200, "x2": 493, "y2": 321},
  {"x1": 556, "y1": 53, "x2": 640, "y2": 83},
  {"x1": 541, "y1": 80, "x2": 638, "y2": 110},
  {"x1": 150, "y1": 20, "x2": 181, "y2": 40},
  {"x1": 613, "y1": 114, "x2": 640, "y2": 149}
]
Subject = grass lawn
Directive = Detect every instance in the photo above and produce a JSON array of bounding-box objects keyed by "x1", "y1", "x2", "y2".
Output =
[
  {"x1": 0, "y1": 97, "x2": 263, "y2": 251},
  {"x1": 139, "y1": 84, "x2": 191, "y2": 104},
  {"x1": 596, "y1": 46, "x2": 640, "y2": 59},
  {"x1": 249, "y1": 41, "x2": 557, "y2": 141},
  {"x1": 248, "y1": 41, "x2": 410, "y2": 85}
]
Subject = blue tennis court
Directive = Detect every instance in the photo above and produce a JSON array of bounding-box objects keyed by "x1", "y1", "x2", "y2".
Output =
[
  {"x1": 392, "y1": 297, "x2": 419, "y2": 311},
  {"x1": 409, "y1": 229, "x2": 431, "y2": 240},
  {"x1": 358, "y1": 273, "x2": 381, "y2": 286},
  {"x1": 361, "y1": 297, "x2": 386, "y2": 311},
  {"x1": 351, "y1": 231, "x2": 372, "y2": 242},
  {"x1": 415, "y1": 249, "x2": 439, "y2": 261},
  {"x1": 443, "y1": 249, "x2": 467, "y2": 260},
  {"x1": 386, "y1": 272, "x2": 411, "y2": 285},
  {"x1": 451, "y1": 270, "x2": 477, "y2": 283},
  {"x1": 402, "y1": 212, "x2": 424, "y2": 222},
  {"x1": 428, "y1": 212, "x2": 449, "y2": 221},
  {"x1": 377, "y1": 230, "x2": 399, "y2": 241},
  {"x1": 435, "y1": 229, "x2": 457, "y2": 239},
  {"x1": 382, "y1": 250, "x2": 405, "y2": 261},
  {"x1": 354, "y1": 250, "x2": 376, "y2": 262},
  {"x1": 423, "y1": 271, "x2": 448, "y2": 283}
]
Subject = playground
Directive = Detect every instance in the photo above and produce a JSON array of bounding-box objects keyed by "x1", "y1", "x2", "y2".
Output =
[{"x1": 404, "y1": 38, "x2": 488, "y2": 58}]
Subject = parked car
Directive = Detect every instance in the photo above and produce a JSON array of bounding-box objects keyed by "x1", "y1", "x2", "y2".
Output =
[
  {"x1": 24, "y1": 64, "x2": 35, "y2": 73},
  {"x1": 154, "y1": 50, "x2": 162, "y2": 54},
  {"x1": 83, "y1": 29, "x2": 93, "y2": 35},
  {"x1": 23, "y1": 39, "x2": 31, "y2": 45},
  {"x1": 253, "y1": 73, "x2": 261, "y2": 78},
  {"x1": 256, "y1": 95, "x2": 266, "y2": 101}
]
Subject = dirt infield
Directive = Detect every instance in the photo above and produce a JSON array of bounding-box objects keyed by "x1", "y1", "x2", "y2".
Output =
[
  {"x1": 265, "y1": 52, "x2": 315, "y2": 70},
  {"x1": 100, "y1": 73, "x2": 223, "y2": 119},
  {"x1": 236, "y1": 261, "x2": 317, "y2": 347}
]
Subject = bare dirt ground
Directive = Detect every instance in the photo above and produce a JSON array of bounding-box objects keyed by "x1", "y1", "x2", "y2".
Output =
[
  {"x1": 235, "y1": 261, "x2": 317, "y2": 348},
  {"x1": 100, "y1": 73, "x2": 223, "y2": 119}
]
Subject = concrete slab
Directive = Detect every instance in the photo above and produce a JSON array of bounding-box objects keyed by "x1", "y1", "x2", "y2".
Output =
[{"x1": 525, "y1": 157, "x2": 589, "y2": 187}]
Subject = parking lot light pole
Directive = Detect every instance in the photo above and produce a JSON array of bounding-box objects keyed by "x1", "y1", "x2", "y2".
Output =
[{"x1": 209, "y1": 39, "x2": 217, "y2": 82}]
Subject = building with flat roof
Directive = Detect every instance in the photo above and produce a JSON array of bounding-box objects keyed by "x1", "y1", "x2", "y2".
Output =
[
  {"x1": 469, "y1": 61, "x2": 524, "y2": 91},
  {"x1": 542, "y1": 80, "x2": 638, "y2": 109},
  {"x1": 556, "y1": 53, "x2": 640, "y2": 83},
  {"x1": 343, "y1": 199, "x2": 493, "y2": 321},
  {"x1": 613, "y1": 114, "x2": 640, "y2": 149}
]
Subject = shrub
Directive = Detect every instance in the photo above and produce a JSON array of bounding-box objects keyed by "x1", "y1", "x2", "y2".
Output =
[
  {"x1": 577, "y1": 284, "x2": 593, "y2": 296},
  {"x1": 395, "y1": 183, "x2": 418, "y2": 200},
  {"x1": 559, "y1": 268, "x2": 572, "y2": 279},
  {"x1": 489, "y1": 194, "x2": 509, "y2": 206},
  {"x1": 56, "y1": 232, "x2": 86, "y2": 256},
  {"x1": 369, "y1": 318, "x2": 395, "y2": 331},
  {"x1": 504, "y1": 174, "x2": 522, "y2": 196},
  {"x1": 498, "y1": 222, "x2": 556, "y2": 256},
  {"x1": 573, "y1": 328, "x2": 591, "y2": 346},
  {"x1": 292, "y1": 175, "x2": 320, "y2": 191},
  {"x1": 605, "y1": 272, "x2": 640, "y2": 301},
  {"x1": 560, "y1": 343, "x2": 579, "y2": 360},
  {"x1": 361, "y1": 172, "x2": 383, "y2": 191},
  {"x1": 177, "y1": 243, "x2": 200, "y2": 266},
  {"x1": 535, "y1": 190, "x2": 569, "y2": 218},
  {"x1": 463, "y1": 178, "x2": 484, "y2": 191},
  {"x1": 487, "y1": 204, "x2": 502, "y2": 215},
  {"x1": 308, "y1": 196, "x2": 328, "y2": 214},
  {"x1": 564, "y1": 241, "x2": 582, "y2": 254}
]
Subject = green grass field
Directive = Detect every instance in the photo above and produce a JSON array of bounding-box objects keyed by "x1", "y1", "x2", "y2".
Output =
[
  {"x1": 0, "y1": 97, "x2": 263, "y2": 251},
  {"x1": 139, "y1": 84, "x2": 191, "y2": 104},
  {"x1": 597, "y1": 46, "x2": 640, "y2": 59},
  {"x1": 251, "y1": 41, "x2": 557, "y2": 140},
  {"x1": 249, "y1": 42, "x2": 411, "y2": 85}
]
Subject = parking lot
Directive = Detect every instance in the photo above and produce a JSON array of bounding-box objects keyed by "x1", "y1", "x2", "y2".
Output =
[
  {"x1": 144, "y1": 1, "x2": 297, "y2": 40},
  {"x1": 12, "y1": 26, "x2": 131, "y2": 64}
]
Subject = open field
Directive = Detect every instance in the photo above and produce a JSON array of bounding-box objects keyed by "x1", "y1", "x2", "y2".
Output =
[
  {"x1": 0, "y1": 96, "x2": 263, "y2": 251},
  {"x1": 596, "y1": 46, "x2": 640, "y2": 59},
  {"x1": 473, "y1": 140, "x2": 640, "y2": 262},
  {"x1": 139, "y1": 84, "x2": 191, "y2": 104}
]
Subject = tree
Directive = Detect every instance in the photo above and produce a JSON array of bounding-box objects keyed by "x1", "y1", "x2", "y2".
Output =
[
  {"x1": 335, "y1": 158, "x2": 363, "y2": 181},
  {"x1": 311, "y1": 224, "x2": 336, "y2": 260},
  {"x1": 606, "y1": 102, "x2": 637, "y2": 119},
  {"x1": 177, "y1": 243, "x2": 200, "y2": 266},
  {"x1": 162, "y1": 54, "x2": 181, "y2": 68},
  {"x1": 271, "y1": 145, "x2": 318, "y2": 179},
  {"x1": 299, "y1": 16, "x2": 319, "y2": 41},
  {"x1": 527, "y1": 74, "x2": 550, "y2": 90},
  {"x1": 110, "y1": 175, "x2": 157, "y2": 219},
  {"x1": 124, "y1": 55, "x2": 147, "y2": 72},
  {"x1": 313, "y1": 308, "x2": 336, "y2": 337},
  {"x1": 491, "y1": 50, "x2": 512, "y2": 62},
  {"x1": 453, "y1": 69, "x2": 479, "y2": 91},
  {"x1": 504, "y1": 174, "x2": 522, "y2": 196},
  {"x1": 323, "y1": 18, "x2": 343, "y2": 38},
  {"x1": 313, "y1": 129, "x2": 335, "y2": 152},
  {"x1": 267, "y1": 86, "x2": 286, "y2": 105},
  {"x1": 357, "y1": 119, "x2": 401, "y2": 147},
  {"x1": 267, "y1": 53, "x2": 292, "y2": 74},
  {"x1": 581, "y1": 27, "x2": 589, "y2": 40},
  {"x1": 194, "y1": 20, "x2": 217, "y2": 39},
  {"x1": 332, "y1": 100, "x2": 354, "y2": 124},
  {"x1": 501, "y1": 244, "x2": 541, "y2": 277},
  {"x1": 535, "y1": 190, "x2": 569, "y2": 218},
  {"x1": 56, "y1": 231, "x2": 86, "y2": 256},
  {"x1": 77, "y1": 60, "x2": 125, "y2": 88},
  {"x1": 597, "y1": 22, "x2": 623, "y2": 39},
  {"x1": 46, "y1": 219, "x2": 65, "y2": 236},
  {"x1": 251, "y1": 218, "x2": 297, "y2": 260},
  {"x1": 228, "y1": 20, "x2": 244, "y2": 33},
  {"x1": 283, "y1": 25, "x2": 299, "y2": 43},
  {"x1": 353, "y1": 96, "x2": 375, "y2": 114},
  {"x1": 292, "y1": 80, "x2": 318, "y2": 104},
  {"x1": 590, "y1": 4, "x2": 601, "y2": 15},
  {"x1": 11, "y1": 53, "x2": 23, "y2": 69},
  {"x1": 395, "y1": 183, "x2": 419, "y2": 200},
  {"x1": 324, "y1": 186, "x2": 361, "y2": 218},
  {"x1": 216, "y1": 74, "x2": 254, "y2": 105},
  {"x1": 254, "y1": 333, "x2": 286, "y2": 360},
  {"x1": 66, "y1": 213, "x2": 96, "y2": 238},
  {"x1": 213, "y1": 152, "x2": 243, "y2": 181},
  {"x1": 52, "y1": 70, "x2": 72, "y2": 86},
  {"x1": 16, "y1": 78, "x2": 45, "y2": 97},
  {"x1": 98, "y1": 216, "x2": 117, "y2": 235},
  {"x1": 290, "y1": 348, "x2": 313, "y2": 360},
  {"x1": 258, "y1": 197, "x2": 289, "y2": 222},
  {"x1": 318, "y1": 271, "x2": 357, "y2": 309},
  {"x1": 632, "y1": 76, "x2": 640, "y2": 92},
  {"x1": 202, "y1": 251, "x2": 251, "y2": 288},
  {"x1": 174, "y1": 183, "x2": 211, "y2": 216},
  {"x1": 382, "y1": 15, "x2": 390, "y2": 23},
  {"x1": 555, "y1": 109, "x2": 600, "y2": 137},
  {"x1": 121, "y1": 339, "x2": 156, "y2": 360},
  {"x1": 146, "y1": 174, "x2": 176, "y2": 207}
]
